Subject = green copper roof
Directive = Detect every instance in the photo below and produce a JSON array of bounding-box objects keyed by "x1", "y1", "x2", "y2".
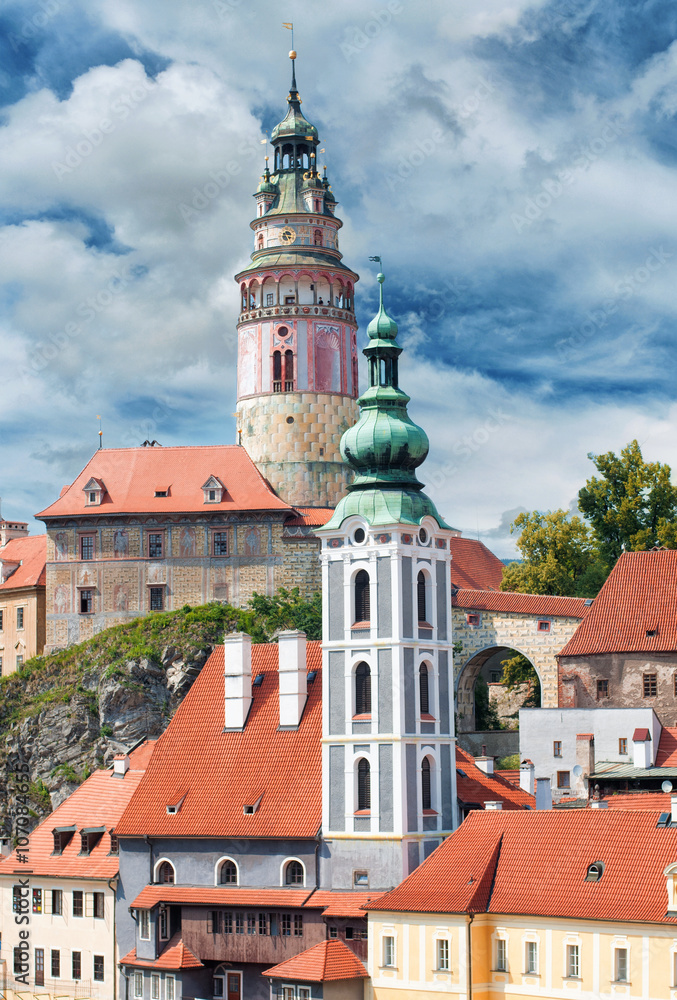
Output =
[
  {"x1": 323, "y1": 272, "x2": 450, "y2": 531},
  {"x1": 270, "y1": 61, "x2": 319, "y2": 142}
]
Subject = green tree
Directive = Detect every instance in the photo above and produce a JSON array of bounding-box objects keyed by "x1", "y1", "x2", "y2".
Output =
[
  {"x1": 500, "y1": 509, "x2": 605, "y2": 597},
  {"x1": 474, "y1": 676, "x2": 503, "y2": 731},
  {"x1": 500, "y1": 651, "x2": 541, "y2": 708},
  {"x1": 578, "y1": 439, "x2": 677, "y2": 563},
  {"x1": 247, "y1": 587, "x2": 322, "y2": 642}
]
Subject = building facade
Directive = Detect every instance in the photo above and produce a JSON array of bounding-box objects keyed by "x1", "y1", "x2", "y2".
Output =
[
  {"x1": 234, "y1": 52, "x2": 360, "y2": 508},
  {"x1": 0, "y1": 521, "x2": 46, "y2": 673}
]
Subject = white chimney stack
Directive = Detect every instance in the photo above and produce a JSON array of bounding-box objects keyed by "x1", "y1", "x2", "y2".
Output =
[
  {"x1": 671, "y1": 794, "x2": 677, "y2": 824},
  {"x1": 484, "y1": 800, "x2": 503, "y2": 810},
  {"x1": 590, "y1": 799, "x2": 608, "y2": 809},
  {"x1": 113, "y1": 754, "x2": 129, "y2": 776},
  {"x1": 632, "y1": 729, "x2": 652, "y2": 769},
  {"x1": 475, "y1": 755, "x2": 494, "y2": 775},
  {"x1": 224, "y1": 632, "x2": 252, "y2": 731},
  {"x1": 278, "y1": 630, "x2": 307, "y2": 728},
  {"x1": 520, "y1": 759, "x2": 535, "y2": 795},
  {"x1": 535, "y1": 777, "x2": 552, "y2": 810}
]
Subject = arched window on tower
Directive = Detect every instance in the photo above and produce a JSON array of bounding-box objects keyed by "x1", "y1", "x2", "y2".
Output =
[
  {"x1": 355, "y1": 663, "x2": 371, "y2": 716},
  {"x1": 314, "y1": 229, "x2": 323, "y2": 246},
  {"x1": 273, "y1": 351, "x2": 282, "y2": 392},
  {"x1": 417, "y1": 571, "x2": 428, "y2": 624},
  {"x1": 357, "y1": 758, "x2": 371, "y2": 811},
  {"x1": 354, "y1": 570, "x2": 370, "y2": 623},
  {"x1": 284, "y1": 350, "x2": 294, "y2": 391},
  {"x1": 240, "y1": 284, "x2": 247, "y2": 311},
  {"x1": 419, "y1": 664, "x2": 430, "y2": 715},
  {"x1": 257, "y1": 233, "x2": 264, "y2": 250},
  {"x1": 421, "y1": 757, "x2": 432, "y2": 811}
]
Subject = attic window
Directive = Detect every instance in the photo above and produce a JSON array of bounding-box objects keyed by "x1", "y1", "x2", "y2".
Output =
[
  {"x1": 202, "y1": 477, "x2": 225, "y2": 504},
  {"x1": 243, "y1": 794, "x2": 263, "y2": 816},
  {"x1": 154, "y1": 490, "x2": 168, "y2": 498},
  {"x1": 646, "y1": 629, "x2": 658, "y2": 637},
  {"x1": 537, "y1": 620, "x2": 551, "y2": 632},
  {"x1": 467, "y1": 613, "x2": 480, "y2": 626},
  {"x1": 79, "y1": 827, "x2": 105, "y2": 855},
  {"x1": 52, "y1": 826, "x2": 76, "y2": 855},
  {"x1": 585, "y1": 861, "x2": 604, "y2": 882},
  {"x1": 83, "y1": 478, "x2": 104, "y2": 506},
  {"x1": 166, "y1": 793, "x2": 187, "y2": 815}
]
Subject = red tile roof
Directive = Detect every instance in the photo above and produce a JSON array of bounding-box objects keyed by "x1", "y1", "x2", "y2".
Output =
[
  {"x1": 0, "y1": 535, "x2": 46, "y2": 590},
  {"x1": 120, "y1": 933, "x2": 203, "y2": 970},
  {"x1": 633, "y1": 728, "x2": 651, "y2": 742},
  {"x1": 131, "y1": 886, "x2": 313, "y2": 909},
  {"x1": 366, "y1": 810, "x2": 677, "y2": 923},
  {"x1": 559, "y1": 550, "x2": 677, "y2": 657},
  {"x1": 263, "y1": 940, "x2": 368, "y2": 982},
  {"x1": 0, "y1": 742, "x2": 154, "y2": 878},
  {"x1": 285, "y1": 508, "x2": 334, "y2": 527},
  {"x1": 602, "y1": 793, "x2": 673, "y2": 810},
  {"x1": 449, "y1": 537, "x2": 504, "y2": 590},
  {"x1": 657, "y1": 728, "x2": 677, "y2": 766},
  {"x1": 116, "y1": 643, "x2": 322, "y2": 838},
  {"x1": 455, "y1": 747, "x2": 534, "y2": 811},
  {"x1": 453, "y1": 589, "x2": 590, "y2": 618},
  {"x1": 495, "y1": 769, "x2": 520, "y2": 787},
  {"x1": 36, "y1": 445, "x2": 291, "y2": 519},
  {"x1": 304, "y1": 891, "x2": 384, "y2": 917}
]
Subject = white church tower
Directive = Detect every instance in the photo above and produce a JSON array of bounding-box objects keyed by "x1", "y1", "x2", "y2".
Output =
[{"x1": 317, "y1": 270, "x2": 458, "y2": 890}]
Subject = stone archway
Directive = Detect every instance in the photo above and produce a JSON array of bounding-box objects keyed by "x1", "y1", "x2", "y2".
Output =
[{"x1": 456, "y1": 644, "x2": 542, "y2": 733}]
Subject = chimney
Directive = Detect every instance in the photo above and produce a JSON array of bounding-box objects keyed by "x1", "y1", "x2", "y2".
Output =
[
  {"x1": 671, "y1": 794, "x2": 677, "y2": 824},
  {"x1": 632, "y1": 729, "x2": 652, "y2": 769},
  {"x1": 224, "y1": 632, "x2": 252, "y2": 731},
  {"x1": 475, "y1": 755, "x2": 494, "y2": 775},
  {"x1": 0, "y1": 508, "x2": 29, "y2": 549},
  {"x1": 575, "y1": 733, "x2": 595, "y2": 794},
  {"x1": 484, "y1": 800, "x2": 503, "y2": 810},
  {"x1": 278, "y1": 630, "x2": 307, "y2": 728},
  {"x1": 113, "y1": 754, "x2": 129, "y2": 776},
  {"x1": 520, "y1": 759, "x2": 535, "y2": 795},
  {"x1": 535, "y1": 777, "x2": 552, "y2": 810},
  {"x1": 590, "y1": 799, "x2": 608, "y2": 809}
]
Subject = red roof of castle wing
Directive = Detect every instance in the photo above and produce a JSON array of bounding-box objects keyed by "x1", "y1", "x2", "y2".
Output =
[
  {"x1": 449, "y1": 537, "x2": 504, "y2": 590},
  {"x1": 36, "y1": 445, "x2": 291, "y2": 518},
  {"x1": 0, "y1": 742, "x2": 154, "y2": 878},
  {"x1": 366, "y1": 810, "x2": 677, "y2": 924},
  {"x1": 0, "y1": 534, "x2": 47, "y2": 589},
  {"x1": 455, "y1": 747, "x2": 535, "y2": 811},
  {"x1": 263, "y1": 940, "x2": 368, "y2": 982},
  {"x1": 453, "y1": 589, "x2": 590, "y2": 619},
  {"x1": 602, "y1": 792, "x2": 673, "y2": 810},
  {"x1": 657, "y1": 728, "x2": 677, "y2": 767},
  {"x1": 559, "y1": 550, "x2": 677, "y2": 657},
  {"x1": 130, "y1": 886, "x2": 312, "y2": 909},
  {"x1": 120, "y1": 933, "x2": 203, "y2": 970},
  {"x1": 115, "y1": 642, "x2": 323, "y2": 838},
  {"x1": 285, "y1": 508, "x2": 334, "y2": 527},
  {"x1": 303, "y1": 890, "x2": 385, "y2": 917}
]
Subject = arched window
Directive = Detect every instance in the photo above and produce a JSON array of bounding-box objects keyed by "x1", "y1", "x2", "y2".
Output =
[
  {"x1": 284, "y1": 350, "x2": 294, "y2": 390},
  {"x1": 355, "y1": 662, "x2": 371, "y2": 715},
  {"x1": 219, "y1": 859, "x2": 237, "y2": 884},
  {"x1": 314, "y1": 229, "x2": 323, "y2": 246},
  {"x1": 419, "y1": 664, "x2": 429, "y2": 715},
  {"x1": 354, "y1": 569, "x2": 370, "y2": 623},
  {"x1": 357, "y1": 758, "x2": 371, "y2": 811},
  {"x1": 417, "y1": 571, "x2": 427, "y2": 623},
  {"x1": 240, "y1": 284, "x2": 247, "y2": 311},
  {"x1": 157, "y1": 861, "x2": 175, "y2": 884},
  {"x1": 422, "y1": 757, "x2": 432, "y2": 811},
  {"x1": 285, "y1": 860, "x2": 304, "y2": 885},
  {"x1": 257, "y1": 233, "x2": 264, "y2": 250},
  {"x1": 273, "y1": 351, "x2": 282, "y2": 392}
]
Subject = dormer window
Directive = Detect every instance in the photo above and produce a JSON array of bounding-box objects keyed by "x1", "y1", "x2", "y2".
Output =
[
  {"x1": 154, "y1": 487, "x2": 169, "y2": 498},
  {"x1": 52, "y1": 826, "x2": 76, "y2": 855},
  {"x1": 79, "y1": 827, "x2": 105, "y2": 855},
  {"x1": 83, "y1": 478, "x2": 105, "y2": 506},
  {"x1": 202, "y1": 476, "x2": 225, "y2": 504},
  {"x1": 166, "y1": 792, "x2": 187, "y2": 815},
  {"x1": 585, "y1": 861, "x2": 604, "y2": 882}
]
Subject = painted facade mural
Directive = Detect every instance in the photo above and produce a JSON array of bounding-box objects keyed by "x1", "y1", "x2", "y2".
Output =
[
  {"x1": 239, "y1": 327, "x2": 258, "y2": 397},
  {"x1": 315, "y1": 325, "x2": 341, "y2": 392}
]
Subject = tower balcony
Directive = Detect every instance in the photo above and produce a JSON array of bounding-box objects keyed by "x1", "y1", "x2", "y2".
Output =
[{"x1": 238, "y1": 305, "x2": 355, "y2": 324}]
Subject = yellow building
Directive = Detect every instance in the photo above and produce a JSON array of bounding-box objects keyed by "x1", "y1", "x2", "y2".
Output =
[
  {"x1": 365, "y1": 807, "x2": 677, "y2": 999},
  {"x1": 0, "y1": 523, "x2": 46, "y2": 674}
]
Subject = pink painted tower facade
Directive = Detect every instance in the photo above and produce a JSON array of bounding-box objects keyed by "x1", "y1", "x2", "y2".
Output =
[{"x1": 234, "y1": 54, "x2": 360, "y2": 508}]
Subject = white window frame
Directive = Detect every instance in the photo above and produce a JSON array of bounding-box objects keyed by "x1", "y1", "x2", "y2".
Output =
[
  {"x1": 382, "y1": 934, "x2": 396, "y2": 968},
  {"x1": 214, "y1": 855, "x2": 239, "y2": 886},
  {"x1": 496, "y1": 936, "x2": 508, "y2": 972},
  {"x1": 525, "y1": 939, "x2": 538, "y2": 974},
  {"x1": 151, "y1": 974, "x2": 160, "y2": 1000},
  {"x1": 436, "y1": 937, "x2": 450, "y2": 971},
  {"x1": 140, "y1": 909, "x2": 151, "y2": 940},
  {"x1": 280, "y1": 856, "x2": 306, "y2": 888},
  {"x1": 166, "y1": 975, "x2": 175, "y2": 1000},
  {"x1": 566, "y1": 942, "x2": 580, "y2": 978},
  {"x1": 614, "y1": 946, "x2": 628, "y2": 983},
  {"x1": 134, "y1": 972, "x2": 143, "y2": 999},
  {"x1": 153, "y1": 857, "x2": 176, "y2": 883}
]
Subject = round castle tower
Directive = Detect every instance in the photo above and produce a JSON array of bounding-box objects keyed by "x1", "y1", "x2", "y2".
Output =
[{"x1": 235, "y1": 53, "x2": 360, "y2": 508}]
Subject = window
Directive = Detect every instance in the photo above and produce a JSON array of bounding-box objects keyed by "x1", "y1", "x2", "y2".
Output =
[
  {"x1": 619, "y1": 738, "x2": 628, "y2": 755},
  {"x1": 557, "y1": 771, "x2": 571, "y2": 789},
  {"x1": 80, "y1": 535, "x2": 94, "y2": 560},
  {"x1": 383, "y1": 936, "x2": 395, "y2": 968},
  {"x1": 73, "y1": 890, "x2": 83, "y2": 917},
  {"x1": 159, "y1": 907, "x2": 169, "y2": 940},
  {"x1": 266, "y1": 293, "x2": 274, "y2": 306},
  {"x1": 79, "y1": 589, "x2": 93, "y2": 613},
  {"x1": 0, "y1": 609, "x2": 3, "y2": 630},
  {"x1": 357, "y1": 758, "x2": 371, "y2": 811},
  {"x1": 219, "y1": 859, "x2": 237, "y2": 884},
  {"x1": 467, "y1": 613, "x2": 480, "y2": 626},
  {"x1": 419, "y1": 664, "x2": 430, "y2": 714},
  {"x1": 496, "y1": 938, "x2": 507, "y2": 971},
  {"x1": 282, "y1": 989, "x2": 294, "y2": 1000},
  {"x1": 284, "y1": 349, "x2": 294, "y2": 390},
  {"x1": 436, "y1": 939, "x2": 450, "y2": 971},
  {"x1": 214, "y1": 532, "x2": 228, "y2": 556},
  {"x1": 150, "y1": 587, "x2": 164, "y2": 611},
  {"x1": 567, "y1": 943, "x2": 580, "y2": 977},
  {"x1": 355, "y1": 662, "x2": 371, "y2": 715},
  {"x1": 298, "y1": 990, "x2": 311, "y2": 1000},
  {"x1": 32, "y1": 887, "x2": 42, "y2": 913},
  {"x1": 35, "y1": 948, "x2": 44, "y2": 986},
  {"x1": 93, "y1": 891, "x2": 104, "y2": 918},
  {"x1": 273, "y1": 349, "x2": 282, "y2": 391},
  {"x1": 553, "y1": 741, "x2": 562, "y2": 757},
  {"x1": 16, "y1": 607, "x2": 24, "y2": 629},
  {"x1": 13, "y1": 947, "x2": 23, "y2": 975},
  {"x1": 158, "y1": 861, "x2": 175, "y2": 884},
  {"x1": 151, "y1": 974, "x2": 160, "y2": 999},
  {"x1": 417, "y1": 571, "x2": 427, "y2": 622},
  {"x1": 12, "y1": 885, "x2": 23, "y2": 913},
  {"x1": 281, "y1": 913, "x2": 291, "y2": 936},
  {"x1": 329, "y1": 925, "x2": 338, "y2": 938},
  {"x1": 109, "y1": 834, "x2": 119, "y2": 855},
  {"x1": 644, "y1": 673, "x2": 657, "y2": 697},
  {"x1": 259, "y1": 912, "x2": 269, "y2": 936},
  {"x1": 148, "y1": 533, "x2": 163, "y2": 558},
  {"x1": 73, "y1": 951, "x2": 82, "y2": 980},
  {"x1": 353, "y1": 870, "x2": 368, "y2": 887},
  {"x1": 134, "y1": 972, "x2": 143, "y2": 997},
  {"x1": 314, "y1": 228, "x2": 323, "y2": 246},
  {"x1": 52, "y1": 889, "x2": 63, "y2": 915},
  {"x1": 422, "y1": 757, "x2": 432, "y2": 811},
  {"x1": 354, "y1": 570, "x2": 370, "y2": 623},
  {"x1": 51, "y1": 949, "x2": 60, "y2": 978},
  {"x1": 89, "y1": 491, "x2": 97, "y2": 503},
  {"x1": 94, "y1": 955, "x2": 104, "y2": 982},
  {"x1": 596, "y1": 678, "x2": 609, "y2": 699},
  {"x1": 16, "y1": 653, "x2": 23, "y2": 668},
  {"x1": 615, "y1": 947, "x2": 628, "y2": 982},
  {"x1": 166, "y1": 976, "x2": 175, "y2": 1000},
  {"x1": 585, "y1": 862, "x2": 603, "y2": 882},
  {"x1": 209, "y1": 909, "x2": 221, "y2": 934},
  {"x1": 285, "y1": 860, "x2": 304, "y2": 886},
  {"x1": 140, "y1": 909, "x2": 150, "y2": 939},
  {"x1": 247, "y1": 913, "x2": 256, "y2": 935},
  {"x1": 257, "y1": 233, "x2": 264, "y2": 250},
  {"x1": 526, "y1": 941, "x2": 538, "y2": 974},
  {"x1": 537, "y1": 619, "x2": 551, "y2": 632}
]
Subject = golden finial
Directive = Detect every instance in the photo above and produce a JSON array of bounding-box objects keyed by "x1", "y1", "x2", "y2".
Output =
[{"x1": 289, "y1": 50, "x2": 297, "y2": 60}]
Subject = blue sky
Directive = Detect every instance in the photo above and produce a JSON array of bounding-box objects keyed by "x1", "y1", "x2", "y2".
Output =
[{"x1": 1, "y1": 0, "x2": 676, "y2": 556}]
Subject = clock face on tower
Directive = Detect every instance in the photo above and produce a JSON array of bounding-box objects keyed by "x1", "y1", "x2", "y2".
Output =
[{"x1": 279, "y1": 226, "x2": 296, "y2": 245}]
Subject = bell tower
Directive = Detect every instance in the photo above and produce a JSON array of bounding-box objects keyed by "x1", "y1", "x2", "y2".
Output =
[
  {"x1": 318, "y1": 271, "x2": 458, "y2": 890},
  {"x1": 234, "y1": 52, "x2": 360, "y2": 509}
]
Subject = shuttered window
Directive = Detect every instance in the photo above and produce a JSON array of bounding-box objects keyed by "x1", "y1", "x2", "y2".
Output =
[
  {"x1": 417, "y1": 571, "x2": 427, "y2": 622},
  {"x1": 419, "y1": 664, "x2": 429, "y2": 714},
  {"x1": 422, "y1": 757, "x2": 432, "y2": 810},
  {"x1": 354, "y1": 570, "x2": 370, "y2": 622},
  {"x1": 357, "y1": 758, "x2": 371, "y2": 811},
  {"x1": 355, "y1": 663, "x2": 371, "y2": 715}
]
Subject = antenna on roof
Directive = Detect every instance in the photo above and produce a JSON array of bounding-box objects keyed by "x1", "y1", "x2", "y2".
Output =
[{"x1": 97, "y1": 415, "x2": 103, "y2": 450}]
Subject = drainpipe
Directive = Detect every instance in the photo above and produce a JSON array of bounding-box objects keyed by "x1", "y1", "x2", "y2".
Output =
[
  {"x1": 314, "y1": 839, "x2": 320, "y2": 890},
  {"x1": 467, "y1": 913, "x2": 474, "y2": 1000},
  {"x1": 145, "y1": 835, "x2": 154, "y2": 882}
]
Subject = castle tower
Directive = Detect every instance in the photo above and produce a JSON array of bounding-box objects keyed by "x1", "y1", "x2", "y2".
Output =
[
  {"x1": 235, "y1": 53, "x2": 360, "y2": 508},
  {"x1": 317, "y1": 271, "x2": 458, "y2": 890}
]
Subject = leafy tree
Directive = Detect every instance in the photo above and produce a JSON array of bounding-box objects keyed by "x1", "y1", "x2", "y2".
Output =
[
  {"x1": 247, "y1": 587, "x2": 322, "y2": 642},
  {"x1": 500, "y1": 651, "x2": 541, "y2": 708},
  {"x1": 500, "y1": 509, "x2": 605, "y2": 597},
  {"x1": 474, "y1": 676, "x2": 503, "y2": 731},
  {"x1": 578, "y1": 439, "x2": 677, "y2": 563}
]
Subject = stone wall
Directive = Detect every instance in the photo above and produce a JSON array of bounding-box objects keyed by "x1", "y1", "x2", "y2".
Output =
[
  {"x1": 456, "y1": 730, "x2": 520, "y2": 758},
  {"x1": 559, "y1": 651, "x2": 677, "y2": 727}
]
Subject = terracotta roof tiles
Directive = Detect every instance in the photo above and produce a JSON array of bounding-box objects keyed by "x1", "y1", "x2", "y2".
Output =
[
  {"x1": 453, "y1": 589, "x2": 590, "y2": 618},
  {"x1": 130, "y1": 886, "x2": 312, "y2": 909},
  {"x1": 263, "y1": 940, "x2": 368, "y2": 982},
  {"x1": 285, "y1": 508, "x2": 334, "y2": 527},
  {"x1": 456, "y1": 747, "x2": 535, "y2": 811},
  {"x1": 120, "y1": 933, "x2": 203, "y2": 970},
  {"x1": 0, "y1": 535, "x2": 46, "y2": 590},
  {"x1": 657, "y1": 728, "x2": 677, "y2": 767},
  {"x1": 449, "y1": 537, "x2": 504, "y2": 590}
]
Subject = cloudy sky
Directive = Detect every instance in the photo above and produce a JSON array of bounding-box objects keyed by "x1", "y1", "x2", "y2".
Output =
[{"x1": 1, "y1": 0, "x2": 676, "y2": 556}]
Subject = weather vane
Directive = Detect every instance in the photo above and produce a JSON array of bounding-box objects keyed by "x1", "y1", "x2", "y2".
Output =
[{"x1": 282, "y1": 21, "x2": 294, "y2": 51}]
